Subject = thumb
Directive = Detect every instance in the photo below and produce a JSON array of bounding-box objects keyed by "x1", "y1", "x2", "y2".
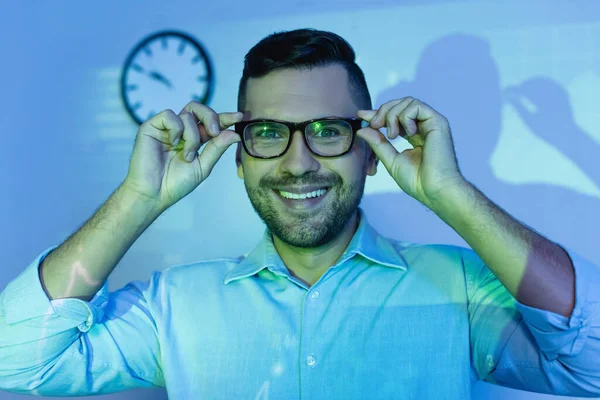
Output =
[
  {"x1": 197, "y1": 130, "x2": 241, "y2": 179},
  {"x1": 356, "y1": 127, "x2": 399, "y2": 170}
]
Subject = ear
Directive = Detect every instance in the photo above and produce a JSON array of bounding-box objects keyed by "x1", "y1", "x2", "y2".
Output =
[
  {"x1": 365, "y1": 147, "x2": 378, "y2": 176},
  {"x1": 235, "y1": 142, "x2": 245, "y2": 179}
]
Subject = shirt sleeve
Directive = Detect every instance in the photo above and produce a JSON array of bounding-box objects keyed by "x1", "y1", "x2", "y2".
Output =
[
  {"x1": 0, "y1": 247, "x2": 165, "y2": 396},
  {"x1": 464, "y1": 246, "x2": 600, "y2": 397}
]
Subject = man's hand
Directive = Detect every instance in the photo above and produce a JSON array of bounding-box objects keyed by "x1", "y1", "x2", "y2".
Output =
[
  {"x1": 357, "y1": 97, "x2": 467, "y2": 211},
  {"x1": 123, "y1": 101, "x2": 243, "y2": 213},
  {"x1": 360, "y1": 98, "x2": 577, "y2": 319}
]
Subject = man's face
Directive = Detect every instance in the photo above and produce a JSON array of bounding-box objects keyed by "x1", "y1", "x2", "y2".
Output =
[{"x1": 236, "y1": 64, "x2": 377, "y2": 248}]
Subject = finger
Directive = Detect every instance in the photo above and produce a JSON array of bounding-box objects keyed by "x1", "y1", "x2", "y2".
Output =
[
  {"x1": 197, "y1": 130, "x2": 241, "y2": 178},
  {"x1": 398, "y1": 99, "x2": 426, "y2": 136},
  {"x1": 179, "y1": 112, "x2": 202, "y2": 163},
  {"x1": 385, "y1": 112, "x2": 402, "y2": 140},
  {"x1": 357, "y1": 109, "x2": 377, "y2": 122},
  {"x1": 145, "y1": 109, "x2": 184, "y2": 145},
  {"x1": 386, "y1": 101, "x2": 414, "y2": 140},
  {"x1": 196, "y1": 121, "x2": 212, "y2": 144},
  {"x1": 400, "y1": 100, "x2": 445, "y2": 136},
  {"x1": 370, "y1": 98, "x2": 407, "y2": 129},
  {"x1": 181, "y1": 101, "x2": 221, "y2": 137},
  {"x1": 177, "y1": 109, "x2": 210, "y2": 145},
  {"x1": 356, "y1": 126, "x2": 399, "y2": 169},
  {"x1": 195, "y1": 112, "x2": 243, "y2": 145},
  {"x1": 217, "y1": 112, "x2": 245, "y2": 130},
  {"x1": 198, "y1": 111, "x2": 244, "y2": 146},
  {"x1": 398, "y1": 100, "x2": 447, "y2": 148}
]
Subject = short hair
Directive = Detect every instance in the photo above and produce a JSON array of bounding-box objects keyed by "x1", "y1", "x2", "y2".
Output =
[{"x1": 237, "y1": 29, "x2": 372, "y2": 111}]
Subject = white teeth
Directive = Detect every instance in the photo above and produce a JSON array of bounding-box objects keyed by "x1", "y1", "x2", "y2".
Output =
[{"x1": 278, "y1": 188, "x2": 328, "y2": 200}]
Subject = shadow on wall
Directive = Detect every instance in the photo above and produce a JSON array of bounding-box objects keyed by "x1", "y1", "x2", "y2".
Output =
[
  {"x1": 361, "y1": 31, "x2": 600, "y2": 400},
  {"x1": 361, "y1": 33, "x2": 600, "y2": 269}
]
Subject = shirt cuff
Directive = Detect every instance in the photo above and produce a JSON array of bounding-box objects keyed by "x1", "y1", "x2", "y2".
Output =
[
  {"x1": 1, "y1": 246, "x2": 109, "y2": 333},
  {"x1": 514, "y1": 246, "x2": 595, "y2": 360}
]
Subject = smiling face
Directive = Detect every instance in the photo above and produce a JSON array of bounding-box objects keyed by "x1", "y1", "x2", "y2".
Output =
[{"x1": 236, "y1": 64, "x2": 378, "y2": 248}]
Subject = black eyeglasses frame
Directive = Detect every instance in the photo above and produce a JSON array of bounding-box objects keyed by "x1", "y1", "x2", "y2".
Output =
[{"x1": 234, "y1": 117, "x2": 367, "y2": 159}]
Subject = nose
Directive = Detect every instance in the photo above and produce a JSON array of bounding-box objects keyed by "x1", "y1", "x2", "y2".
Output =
[{"x1": 278, "y1": 130, "x2": 320, "y2": 176}]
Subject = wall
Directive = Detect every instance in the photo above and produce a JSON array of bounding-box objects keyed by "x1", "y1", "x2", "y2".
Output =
[{"x1": 1, "y1": 1, "x2": 599, "y2": 399}]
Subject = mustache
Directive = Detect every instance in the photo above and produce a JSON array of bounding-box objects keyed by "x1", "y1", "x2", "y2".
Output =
[{"x1": 259, "y1": 172, "x2": 341, "y2": 188}]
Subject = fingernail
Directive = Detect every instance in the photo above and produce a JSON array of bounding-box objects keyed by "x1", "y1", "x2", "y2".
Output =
[
  {"x1": 172, "y1": 137, "x2": 180, "y2": 146},
  {"x1": 212, "y1": 124, "x2": 220, "y2": 134},
  {"x1": 185, "y1": 151, "x2": 195, "y2": 162}
]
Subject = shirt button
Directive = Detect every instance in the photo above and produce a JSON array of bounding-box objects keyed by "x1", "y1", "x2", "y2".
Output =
[
  {"x1": 310, "y1": 290, "x2": 320, "y2": 299},
  {"x1": 306, "y1": 355, "x2": 317, "y2": 367},
  {"x1": 486, "y1": 354, "x2": 494, "y2": 371}
]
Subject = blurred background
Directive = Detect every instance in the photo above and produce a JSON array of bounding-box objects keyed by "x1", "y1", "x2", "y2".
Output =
[{"x1": 1, "y1": 0, "x2": 599, "y2": 399}]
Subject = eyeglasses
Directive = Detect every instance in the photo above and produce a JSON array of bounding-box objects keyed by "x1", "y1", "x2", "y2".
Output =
[{"x1": 234, "y1": 117, "x2": 367, "y2": 159}]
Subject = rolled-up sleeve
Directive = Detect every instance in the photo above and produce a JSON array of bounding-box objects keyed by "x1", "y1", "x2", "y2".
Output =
[
  {"x1": 0, "y1": 247, "x2": 165, "y2": 396},
  {"x1": 466, "y1": 246, "x2": 600, "y2": 397}
]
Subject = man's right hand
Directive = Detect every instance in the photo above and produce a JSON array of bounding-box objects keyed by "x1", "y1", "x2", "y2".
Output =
[{"x1": 122, "y1": 101, "x2": 244, "y2": 212}]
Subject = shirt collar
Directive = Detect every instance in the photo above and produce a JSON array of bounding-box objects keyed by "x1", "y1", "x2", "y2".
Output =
[{"x1": 223, "y1": 209, "x2": 408, "y2": 285}]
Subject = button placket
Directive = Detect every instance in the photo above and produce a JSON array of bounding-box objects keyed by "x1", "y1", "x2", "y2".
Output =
[
  {"x1": 301, "y1": 284, "x2": 323, "y2": 399},
  {"x1": 305, "y1": 291, "x2": 320, "y2": 368}
]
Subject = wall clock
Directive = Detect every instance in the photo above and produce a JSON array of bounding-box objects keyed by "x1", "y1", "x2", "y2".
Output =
[{"x1": 120, "y1": 30, "x2": 214, "y2": 125}]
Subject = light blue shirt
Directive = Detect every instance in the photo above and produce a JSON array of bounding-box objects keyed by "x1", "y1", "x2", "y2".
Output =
[{"x1": 1, "y1": 212, "x2": 599, "y2": 399}]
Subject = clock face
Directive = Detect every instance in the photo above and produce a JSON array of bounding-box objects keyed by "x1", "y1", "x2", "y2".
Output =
[{"x1": 121, "y1": 31, "x2": 214, "y2": 125}]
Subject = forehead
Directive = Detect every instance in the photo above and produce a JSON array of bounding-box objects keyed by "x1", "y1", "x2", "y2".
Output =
[{"x1": 244, "y1": 64, "x2": 358, "y2": 121}]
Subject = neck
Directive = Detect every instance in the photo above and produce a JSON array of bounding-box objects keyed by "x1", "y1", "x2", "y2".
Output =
[{"x1": 272, "y1": 211, "x2": 360, "y2": 287}]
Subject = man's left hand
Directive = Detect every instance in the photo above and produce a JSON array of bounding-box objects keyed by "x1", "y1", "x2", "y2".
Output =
[{"x1": 357, "y1": 97, "x2": 467, "y2": 211}]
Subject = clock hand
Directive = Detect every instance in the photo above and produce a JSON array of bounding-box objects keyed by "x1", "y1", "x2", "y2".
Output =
[{"x1": 148, "y1": 70, "x2": 173, "y2": 89}]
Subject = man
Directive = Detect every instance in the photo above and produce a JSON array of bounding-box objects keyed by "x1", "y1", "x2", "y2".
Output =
[{"x1": 0, "y1": 29, "x2": 598, "y2": 399}]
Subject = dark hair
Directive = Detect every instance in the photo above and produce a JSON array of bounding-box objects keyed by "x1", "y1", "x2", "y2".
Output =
[{"x1": 237, "y1": 29, "x2": 372, "y2": 111}]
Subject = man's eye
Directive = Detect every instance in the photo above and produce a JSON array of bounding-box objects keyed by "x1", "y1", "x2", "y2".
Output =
[
  {"x1": 314, "y1": 129, "x2": 339, "y2": 138},
  {"x1": 258, "y1": 130, "x2": 282, "y2": 138}
]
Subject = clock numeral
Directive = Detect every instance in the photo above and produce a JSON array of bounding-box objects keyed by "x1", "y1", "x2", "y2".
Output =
[
  {"x1": 143, "y1": 47, "x2": 152, "y2": 57},
  {"x1": 131, "y1": 63, "x2": 145, "y2": 73},
  {"x1": 191, "y1": 55, "x2": 203, "y2": 64},
  {"x1": 177, "y1": 41, "x2": 186, "y2": 56},
  {"x1": 197, "y1": 75, "x2": 208, "y2": 82},
  {"x1": 127, "y1": 84, "x2": 139, "y2": 91},
  {"x1": 131, "y1": 102, "x2": 143, "y2": 111},
  {"x1": 192, "y1": 95, "x2": 203, "y2": 102},
  {"x1": 161, "y1": 38, "x2": 168, "y2": 50}
]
